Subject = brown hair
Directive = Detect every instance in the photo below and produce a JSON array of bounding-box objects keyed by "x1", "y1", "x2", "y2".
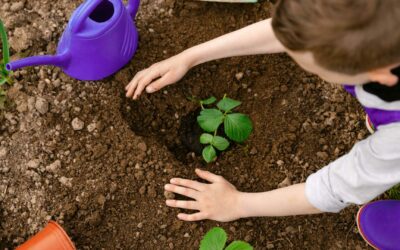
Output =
[{"x1": 272, "y1": 0, "x2": 400, "y2": 74}]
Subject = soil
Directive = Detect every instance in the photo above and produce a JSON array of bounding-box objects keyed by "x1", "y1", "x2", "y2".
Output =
[{"x1": 0, "y1": 0, "x2": 372, "y2": 249}]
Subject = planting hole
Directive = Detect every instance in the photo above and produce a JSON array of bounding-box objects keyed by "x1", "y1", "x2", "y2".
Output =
[
  {"x1": 121, "y1": 97, "x2": 205, "y2": 163},
  {"x1": 90, "y1": 0, "x2": 115, "y2": 23}
]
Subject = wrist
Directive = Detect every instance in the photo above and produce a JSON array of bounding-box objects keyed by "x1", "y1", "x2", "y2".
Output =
[
  {"x1": 234, "y1": 191, "x2": 249, "y2": 219},
  {"x1": 181, "y1": 46, "x2": 204, "y2": 68}
]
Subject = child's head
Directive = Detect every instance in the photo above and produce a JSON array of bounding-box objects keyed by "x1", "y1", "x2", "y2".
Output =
[{"x1": 272, "y1": 0, "x2": 400, "y2": 86}]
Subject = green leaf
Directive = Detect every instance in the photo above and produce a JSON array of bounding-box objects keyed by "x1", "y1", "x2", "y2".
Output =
[
  {"x1": 0, "y1": 20, "x2": 10, "y2": 65},
  {"x1": 224, "y1": 113, "x2": 253, "y2": 143},
  {"x1": 199, "y1": 227, "x2": 227, "y2": 250},
  {"x1": 217, "y1": 97, "x2": 241, "y2": 112},
  {"x1": 202, "y1": 145, "x2": 217, "y2": 163},
  {"x1": 225, "y1": 241, "x2": 253, "y2": 250},
  {"x1": 388, "y1": 184, "x2": 400, "y2": 200},
  {"x1": 197, "y1": 109, "x2": 224, "y2": 133},
  {"x1": 201, "y1": 96, "x2": 217, "y2": 105},
  {"x1": 212, "y1": 136, "x2": 230, "y2": 151},
  {"x1": 200, "y1": 133, "x2": 213, "y2": 144},
  {"x1": 0, "y1": 77, "x2": 6, "y2": 85}
]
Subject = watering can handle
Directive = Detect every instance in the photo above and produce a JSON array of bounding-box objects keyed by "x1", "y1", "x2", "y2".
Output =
[
  {"x1": 127, "y1": 0, "x2": 140, "y2": 17},
  {"x1": 71, "y1": 0, "x2": 104, "y2": 33}
]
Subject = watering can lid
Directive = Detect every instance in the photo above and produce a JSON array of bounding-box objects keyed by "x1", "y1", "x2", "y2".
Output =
[{"x1": 69, "y1": 0, "x2": 124, "y2": 38}]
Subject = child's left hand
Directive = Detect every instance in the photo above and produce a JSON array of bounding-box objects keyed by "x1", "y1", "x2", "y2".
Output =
[{"x1": 164, "y1": 169, "x2": 243, "y2": 222}]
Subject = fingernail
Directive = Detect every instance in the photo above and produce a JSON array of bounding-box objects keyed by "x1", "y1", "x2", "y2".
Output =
[
  {"x1": 170, "y1": 178, "x2": 176, "y2": 183},
  {"x1": 164, "y1": 184, "x2": 170, "y2": 189},
  {"x1": 146, "y1": 87, "x2": 154, "y2": 93}
]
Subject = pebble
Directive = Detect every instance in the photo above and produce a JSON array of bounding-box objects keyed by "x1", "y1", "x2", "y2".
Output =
[
  {"x1": 266, "y1": 243, "x2": 275, "y2": 249},
  {"x1": 35, "y1": 97, "x2": 49, "y2": 114},
  {"x1": 164, "y1": 191, "x2": 175, "y2": 199},
  {"x1": 45, "y1": 160, "x2": 61, "y2": 172},
  {"x1": 0, "y1": 147, "x2": 7, "y2": 159},
  {"x1": 235, "y1": 72, "x2": 244, "y2": 81},
  {"x1": 278, "y1": 177, "x2": 292, "y2": 188},
  {"x1": 59, "y1": 177, "x2": 73, "y2": 187},
  {"x1": 97, "y1": 194, "x2": 106, "y2": 206},
  {"x1": 137, "y1": 222, "x2": 143, "y2": 228},
  {"x1": 138, "y1": 142, "x2": 147, "y2": 152},
  {"x1": 71, "y1": 118, "x2": 84, "y2": 130},
  {"x1": 317, "y1": 151, "x2": 329, "y2": 160},
  {"x1": 27, "y1": 159, "x2": 40, "y2": 169},
  {"x1": 10, "y1": 2, "x2": 25, "y2": 12},
  {"x1": 250, "y1": 147, "x2": 258, "y2": 155},
  {"x1": 87, "y1": 123, "x2": 96, "y2": 133}
]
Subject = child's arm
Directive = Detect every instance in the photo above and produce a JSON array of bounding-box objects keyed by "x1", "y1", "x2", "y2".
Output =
[
  {"x1": 126, "y1": 19, "x2": 285, "y2": 99},
  {"x1": 164, "y1": 169, "x2": 321, "y2": 222}
]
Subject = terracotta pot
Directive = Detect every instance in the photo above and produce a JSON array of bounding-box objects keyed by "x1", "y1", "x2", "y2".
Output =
[{"x1": 16, "y1": 221, "x2": 76, "y2": 250}]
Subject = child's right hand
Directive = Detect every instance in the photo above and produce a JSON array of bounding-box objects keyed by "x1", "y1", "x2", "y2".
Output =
[{"x1": 125, "y1": 53, "x2": 191, "y2": 100}]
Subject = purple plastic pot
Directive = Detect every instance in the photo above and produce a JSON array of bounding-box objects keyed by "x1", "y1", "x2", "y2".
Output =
[{"x1": 7, "y1": 0, "x2": 140, "y2": 81}]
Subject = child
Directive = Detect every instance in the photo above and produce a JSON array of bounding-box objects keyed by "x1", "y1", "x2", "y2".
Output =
[{"x1": 126, "y1": 0, "x2": 400, "y2": 247}]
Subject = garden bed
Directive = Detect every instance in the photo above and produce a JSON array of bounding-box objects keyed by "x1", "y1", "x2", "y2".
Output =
[{"x1": 0, "y1": 0, "x2": 370, "y2": 249}]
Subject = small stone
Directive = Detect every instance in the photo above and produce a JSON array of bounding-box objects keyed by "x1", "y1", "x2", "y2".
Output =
[
  {"x1": 10, "y1": 2, "x2": 25, "y2": 12},
  {"x1": 285, "y1": 226, "x2": 296, "y2": 234},
  {"x1": 235, "y1": 72, "x2": 244, "y2": 81},
  {"x1": 71, "y1": 118, "x2": 84, "y2": 131},
  {"x1": 276, "y1": 160, "x2": 284, "y2": 166},
  {"x1": 267, "y1": 243, "x2": 274, "y2": 249},
  {"x1": 0, "y1": 147, "x2": 7, "y2": 159},
  {"x1": 138, "y1": 142, "x2": 147, "y2": 152},
  {"x1": 184, "y1": 233, "x2": 190, "y2": 238},
  {"x1": 27, "y1": 159, "x2": 40, "y2": 169},
  {"x1": 87, "y1": 123, "x2": 96, "y2": 132},
  {"x1": 97, "y1": 195, "x2": 106, "y2": 206},
  {"x1": 35, "y1": 97, "x2": 49, "y2": 114},
  {"x1": 250, "y1": 147, "x2": 258, "y2": 155},
  {"x1": 164, "y1": 191, "x2": 175, "y2": 200},
  {"x1": 46, "y1": 160, "x2": 61, "y2": 172},
  {"x1": 139, "y1": 186, "x2": 146, "y2": 195},
  {"x1": 137, "y1": 222, "x2": 143, "y2": 228},
  {"x1": 59, "y1": 177, "x2": 73, "y2": 187},
  {"x1": 278, "y1": 177, "x2": 292, "y2": 188},
  {"x1": 317, "y1": 151, "x2": 329, "y2": 160},
  {"x1": 280, "y1": 85, "x2": 288, "y2": 92}
]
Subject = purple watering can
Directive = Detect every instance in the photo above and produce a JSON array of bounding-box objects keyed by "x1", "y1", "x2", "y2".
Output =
[{"x1": 7, "y1": 0, "x2": 140, "y2": 81}]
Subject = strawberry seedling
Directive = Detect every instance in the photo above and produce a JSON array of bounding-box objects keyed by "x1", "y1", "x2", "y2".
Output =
[
  {"x1": 199, "y1": 227, "x2": 253, "y2": 250},
  {"x1": 197, "y1": 95, "x2": 253, "y2": 163}
]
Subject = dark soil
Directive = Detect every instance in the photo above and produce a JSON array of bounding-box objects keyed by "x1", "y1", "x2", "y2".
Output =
[{"x1": 0, "y1": 0, "x2": 371, "y2": 249}]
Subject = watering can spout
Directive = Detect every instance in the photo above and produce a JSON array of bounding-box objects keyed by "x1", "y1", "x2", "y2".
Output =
[
  {"x1": 6, "y1": 52, "x2": 70, "y2": 71},
  {"x1": 126, "y1": 0, "x2": 140, "y2": 17}
]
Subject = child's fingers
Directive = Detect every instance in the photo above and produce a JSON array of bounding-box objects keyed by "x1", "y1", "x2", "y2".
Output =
[
  {"x1": 133, "y1": 73, "x2": 161, "y2": 99},
  {"x1": 126, "y1": 75, "x2": 142, "y2": 97},
  {"x1": 165, "y1": 200, "x2": 199, "y2": 210},
  {"x1": 195, "y1": 168, "x2": 223, "y2": 183},
  {"x1": 170, "y1": 178, "x2": 205, "y2": 191},
  {"x1": 165, "y1": 184, "x2": 198, "y2": 199},
  {"x1": 146, "y1": 72, "x2": 172, "y2": 93},
  {"x1": 177, "y1": 212, "x2": 207, "y2": 222}
]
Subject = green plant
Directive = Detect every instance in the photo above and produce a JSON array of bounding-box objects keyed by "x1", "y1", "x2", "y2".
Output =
[
  {"x1": 0, "y1": 19, "x2": 11, "y2": 109},
  {"x1": 197, "y1": 95, "x2": 253, "y2": 163},
  {"x1": 0, "y1": 20, "x2": 11, "y2": 85},
  {"x1": 388, "y1": 184, "x2": 400, "y2": 200},
  {"x1": 200, "y1": 227, "x2": 253, "y2": 250}
]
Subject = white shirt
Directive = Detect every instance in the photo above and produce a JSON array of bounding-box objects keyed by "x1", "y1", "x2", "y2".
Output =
[{"x1": 305, "y1": 85, "x2": 400, "y2": 212}]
